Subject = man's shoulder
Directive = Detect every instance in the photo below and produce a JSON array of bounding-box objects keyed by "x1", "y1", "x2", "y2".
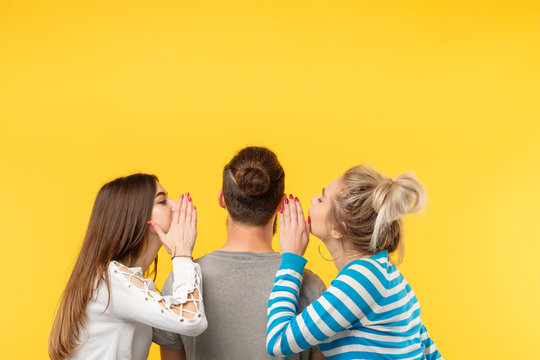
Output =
[
  {"x1": 193, "y1": 251, "x2": 231, "y2": 267},
  {"x1": 303, "y1": 268, "x2": 326, "y2": 288},
  {"x1": 194, "y1": 252, "x2": 211, "y2": 264},
  {"x1": 300, "y1": 268, "x2": 326, "y2": 300}
]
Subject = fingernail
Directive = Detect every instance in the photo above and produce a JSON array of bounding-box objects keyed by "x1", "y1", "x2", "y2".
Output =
[
  {"x1": 289, "y1": 194, "x2": 293, "y2": 200},
  {"x1": 285, "y1": 198, "x2": 289, "y2": 204},
  {"x1": 280, "y1": 208, "x2": 283, "y2": 213},
  {"x1": 307, "y1": 216, "x2": 311, "y2": 224},
  {"x1": 188, "y1": 195, "x2": 192, "y2": 201},
  {"x1": 295, "y1": 197, "x2": 299, "y2": 202},
  {"x1": 147, "y1": 221, "x2": 152, "y2": 225},
  {"x1": 194, "y1": 205, "x2": 196, "y2": 210}
]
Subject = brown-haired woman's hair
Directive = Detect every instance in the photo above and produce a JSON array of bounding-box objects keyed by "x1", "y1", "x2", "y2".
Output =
[
  {"x1": 48, "y1": 173, "x2": 159, "y2": 360},
  {"x1": 328, "y1": 165, "x2": 426, "y2": 263},
  {"x1": 222, "y1": 146, "x2": 285, "y2": 226}
]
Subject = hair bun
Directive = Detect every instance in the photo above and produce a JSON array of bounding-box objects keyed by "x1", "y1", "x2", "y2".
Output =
[
  {"x1": 372, "y1": 178, "x2": 394, "y2": 214},
  {"x1": 235, "y1": 166, "x2": 271, "y2": 196},
  {"x1": 373, "y1": 173, "x2": 426, "y2": 222},
  {"x1": 369, "y1": 172, "x2": 426, "y2": 252}
]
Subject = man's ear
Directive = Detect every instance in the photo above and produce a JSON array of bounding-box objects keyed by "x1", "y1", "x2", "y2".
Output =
[{"x1": 218, "y1": 189, "x2": 226, "y2": 209}]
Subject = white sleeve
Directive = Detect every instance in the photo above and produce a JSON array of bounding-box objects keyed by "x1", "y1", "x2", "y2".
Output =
[{"x1": 109, "y1": 258, "x2": 207, "y2": 336}]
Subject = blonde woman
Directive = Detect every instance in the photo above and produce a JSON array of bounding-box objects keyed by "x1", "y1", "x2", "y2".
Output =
[
  {"x1": 267, "y1": 165, "x2": 442, "y2": 360},
  {"x1": 49, "y1": 174, "x2": 207, "y2": 360}
]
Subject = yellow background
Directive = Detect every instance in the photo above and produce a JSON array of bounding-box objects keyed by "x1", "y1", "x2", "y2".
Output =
[{"x1": 1, "y1": 1, "x2": 538, "y2": 359}]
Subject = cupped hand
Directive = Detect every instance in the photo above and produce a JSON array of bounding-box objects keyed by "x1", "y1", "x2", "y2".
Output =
[
  {"x1": 149, "y1": 193, "x2": 197, "y2": 257},
  {"x1": 279, "y1": 194, "x2": 310, "y2": 256}
]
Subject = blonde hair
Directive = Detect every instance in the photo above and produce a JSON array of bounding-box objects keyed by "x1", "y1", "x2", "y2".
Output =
[{"x1": 328, "y1": 165, "x2": 426, "y2": 263}]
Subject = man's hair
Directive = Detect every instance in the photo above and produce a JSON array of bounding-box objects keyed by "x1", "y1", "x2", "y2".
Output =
[{"x1": 222, "y1": 147, "x2": 284, "y2": 226}]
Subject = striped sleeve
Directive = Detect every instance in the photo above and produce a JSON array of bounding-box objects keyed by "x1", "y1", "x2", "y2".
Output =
[
  {"x1": 266, "y1": 253, "x2": 381, "y2": 357},
  {"x1": 420, "y1": 324, "x2": 442, "y2": 360}
]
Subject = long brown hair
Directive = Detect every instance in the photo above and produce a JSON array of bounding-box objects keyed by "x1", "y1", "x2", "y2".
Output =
[
  {"x1": 48, "y1": 173, "x2": 159, "y2": 359},
  {"x1": 222, "y1": 146, "x2": 285, "y2": 226}
]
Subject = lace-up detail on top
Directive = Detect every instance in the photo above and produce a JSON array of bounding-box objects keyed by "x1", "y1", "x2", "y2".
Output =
[
  {"x1": 111, "y1": 260, "x2": 203, "y2": 320},
  {"x1": 68, "y1": 258, "x2": 207, "y2": 360},
  {"x1": 114, "y1": 261, "x2": 202, "y2": 321}
]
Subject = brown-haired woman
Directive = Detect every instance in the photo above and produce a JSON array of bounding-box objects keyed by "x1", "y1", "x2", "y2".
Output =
[
  {"x1": 267, "y1": 165, "x2": 443, "y2": 359},
  {"x1": 49, "y1": 174, "x2": 207, "y2": 360}
]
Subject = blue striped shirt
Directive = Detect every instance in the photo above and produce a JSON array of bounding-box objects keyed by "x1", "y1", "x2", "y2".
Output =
[{"x1": 267, "y1": 252, "x2": 442, "y2": 360}]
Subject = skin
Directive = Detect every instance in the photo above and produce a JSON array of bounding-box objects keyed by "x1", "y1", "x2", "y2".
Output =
[
  {"x1": 281, "y1": 176, "x2": 368, "y2": 272},
  {"x1": 217, "y1": 189, "x2": 280, "y2": 253},
  {"x1": 134, "y1": 182, "x2": 176, "y2": 272},
  {"x1": 127, "y1": 182, "x2": 200, "y2": 318},
  {"x1": 147, "y1": 182, "x2": 198, "y2": 262},
  {"x1": 160, "y1": 190, "x2": 325, "y2": 360}
]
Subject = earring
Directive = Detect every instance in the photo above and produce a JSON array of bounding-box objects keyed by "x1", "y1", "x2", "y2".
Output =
[{"x1": 318, "y1": 238, "x2": 342, "y2": 262}]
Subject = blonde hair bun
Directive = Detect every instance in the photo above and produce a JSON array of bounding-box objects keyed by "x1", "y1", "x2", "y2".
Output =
[{"x1": 371, "y1": 172, "x2": 426, "y2": 251}]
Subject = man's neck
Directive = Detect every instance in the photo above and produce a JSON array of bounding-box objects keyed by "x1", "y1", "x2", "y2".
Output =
[{"x1": 219, "y1": 217, "x2": 275, "y2": 253}]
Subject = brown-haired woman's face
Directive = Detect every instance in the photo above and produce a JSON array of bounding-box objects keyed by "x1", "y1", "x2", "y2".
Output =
[
  {"x1": 150, "y1": 182, "x2": 175, "y2": 233},
  {"x1": 308, "y1": 177, "x2": 341, "y2": 240}
]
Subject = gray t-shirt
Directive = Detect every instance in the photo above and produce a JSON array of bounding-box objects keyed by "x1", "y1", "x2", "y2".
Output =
[{"x1": 153, "y1": 251, "x2": 326, "y2": 360}]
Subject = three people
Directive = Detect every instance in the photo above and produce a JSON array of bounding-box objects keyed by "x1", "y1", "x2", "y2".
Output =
[
  {"x1": 49, "y1": 147, "x2": 442, "y2": 360},
  {"x1": 266, "y1": 165, "x2": 442, "y2": 359}
]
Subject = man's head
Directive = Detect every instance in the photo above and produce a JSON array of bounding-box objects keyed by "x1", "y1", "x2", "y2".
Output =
[{"x1": 220, "y1": 146, "x2": 284, "y2": 227}]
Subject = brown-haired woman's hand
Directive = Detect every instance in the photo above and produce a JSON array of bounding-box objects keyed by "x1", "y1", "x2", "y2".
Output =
[
  {"x1": 278, "y1": 194, "x2": 310, "y2": 256},
  {"x1": 150, "y1": 193, "x2": 197, "y2": 258}
]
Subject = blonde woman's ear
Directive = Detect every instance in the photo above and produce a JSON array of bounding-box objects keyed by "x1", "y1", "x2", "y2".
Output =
[
  {"x1": 218, "y1": 189, "x2": 227, "y2": 209},
  {"x1": 330, "y1": 228, "x2": 343, "y2": 240},
  {"x1": 329, "y1": 221, "x2": 347, "y2": 240}
]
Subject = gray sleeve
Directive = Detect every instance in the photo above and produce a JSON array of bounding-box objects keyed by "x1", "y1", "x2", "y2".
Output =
[
  {"x1": 152, "y1": 328, "x2": 184, "y2": 349},
  {"x1": 151, "y1": 270, "x2": 185, "y2": 349},
  {"x1": 299, "y1": 269, "x2": 328, "y2": 356}
]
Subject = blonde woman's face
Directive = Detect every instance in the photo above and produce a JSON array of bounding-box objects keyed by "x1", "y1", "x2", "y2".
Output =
[
  {"x1": 308, "y1": 177, "x2": 342, "y2": 240},
  {"x1": 150, "y1": 182, "x2": 176, "y2": 233}
]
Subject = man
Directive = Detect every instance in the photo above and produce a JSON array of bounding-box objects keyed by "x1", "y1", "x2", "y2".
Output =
[{"x1": 153, "y1": 146, "x2": 326, "y2": 360}]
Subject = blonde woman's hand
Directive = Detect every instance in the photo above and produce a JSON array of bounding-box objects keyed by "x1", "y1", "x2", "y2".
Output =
[
  {"x1": 150, "y1": 193, "x2": 197, "y2": 257},
  {"x1": 279, "y1": 194, "x2": 310, "y2": 256}
]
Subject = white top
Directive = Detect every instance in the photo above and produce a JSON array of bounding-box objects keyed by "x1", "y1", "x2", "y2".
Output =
[{"x1": 69, "y1": 257, "x2": 207, "y2": 360}]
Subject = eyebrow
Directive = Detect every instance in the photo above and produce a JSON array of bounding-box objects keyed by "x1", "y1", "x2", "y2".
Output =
[{"x1": 155, "y1": 191, "x2": 168, "y2": 198}]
